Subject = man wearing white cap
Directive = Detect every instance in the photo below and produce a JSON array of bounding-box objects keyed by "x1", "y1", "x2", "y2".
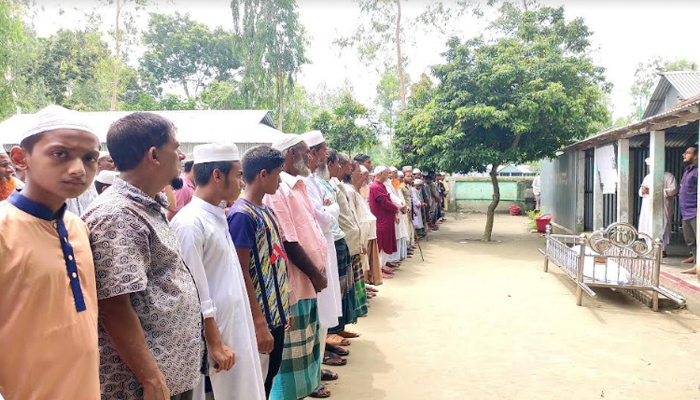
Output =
[
  {"x1": 369, "y1": 166, "x2": 399, "y2": 270},
  {"x1": 0, "y1": 145, "x2": 18, "y2": 201},
  {"x1": 66, "y1": 151, "x2": 115, "y2": 216},
  {"x1": 83, "y1": 112, "x2": 203, "y2": 400},
  {"x1": 265, "y1": 134, "x2": 328, "y2": 400},
  {"x1": 172, "y1": 143, "x2": 266, "y2": 400},
  {"x1": 385, "y1": 167, "x2": 409, "y2": 265},
  {"x1": 0, "y1": 105, "x2": 101, "y2": 399},
  {"x1": 638, "y1": 157, "x2": 678, "y2": 256},
  {"x1": 413, "y1": 178, "x2": 427, "y2": 237},
  {"x1": 94, "y1": 170, "x2": 120, "y2": 194}
]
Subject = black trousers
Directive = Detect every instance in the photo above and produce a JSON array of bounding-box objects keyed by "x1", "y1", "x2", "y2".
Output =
[{"x1": 264, "y1": 325, "x2": 287, "y2": 398}]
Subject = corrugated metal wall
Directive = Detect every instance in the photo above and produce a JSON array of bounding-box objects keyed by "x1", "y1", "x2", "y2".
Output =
[
  {"x1": 583, "y1": 150, "x2": 594, "y2": 231},
  {"x1": 540, "y1": 151, "x2": 578, "y2": 232}
]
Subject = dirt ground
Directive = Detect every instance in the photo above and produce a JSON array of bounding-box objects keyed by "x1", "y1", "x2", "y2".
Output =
[{"x1": 323, "y1": 213, "x2": 700, "y2": 400}]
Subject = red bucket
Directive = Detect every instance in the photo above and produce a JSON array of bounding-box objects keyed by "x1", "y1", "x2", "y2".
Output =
[
  {"x1": 535, "y1": 214, "x2": 552, "y2": 233},
  {"x1": 509, "y1": 205, "x2": 521, "y2": 216}
]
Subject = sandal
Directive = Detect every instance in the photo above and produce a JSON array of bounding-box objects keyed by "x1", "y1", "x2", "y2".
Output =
[
  {"x1": 323, "y1": 352, "x2": 347, "y2": 366},
  {"x1": 321, "y1": 369, "x2": 338, "y2": 381},
  {"x1": 326, "y1": 334, "x2": 351, "y2": 347},
  {"x1": 337, "y1": 330, "x2": 360, "y2": 339},
  {"x1": 382, "y1": 272, "x2": 394, "y2": 279},
  {"x1": 310, "y1": 385, "x2": 331, "y2": 398},
  {"x1": 326, "y1": 344, "x2": 349, "y2": 356}
]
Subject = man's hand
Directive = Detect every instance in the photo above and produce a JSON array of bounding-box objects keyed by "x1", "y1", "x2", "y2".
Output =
[
  {"x1": 256, "y1": 322, "x2": 275, "y2": 354},
  {"x1": 323, "y1": 196, "x2": 332, "y2": 206},
  {"x1": 361, "y1": 247, "x2": 367, "y2": 255},
  {"x1": 401, "y1": 205, "x2": 408, "y2": 214},
  {"x1": 142, "y1": 373, "x2": 170, "y2": 400},
  {"x1": 641, "y1": 186, "x2": 649, "y2": 195},
  {"x1": 311, "y1": 271, "x2": 328, "y2": 292},
  {"x1": 285, "y1": 315, "x2": 294, "y2": 332},
  {"x1": 395, "y1": 214, "x2": 400, "y2": 224},
  {"x1": 209, "y1": 342, "x2": 236, "y2": 372}
]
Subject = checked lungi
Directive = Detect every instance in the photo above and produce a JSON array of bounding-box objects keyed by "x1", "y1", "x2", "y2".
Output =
[
  {"x1": 330, "y1": 239, "x2": 357, "y2": 334},
  {"x1": 270, "y1": 299, "x2": 321, "y2": 400},
  {"x1": 351, "y1": 254, "x2": 368, "y2": 317}
]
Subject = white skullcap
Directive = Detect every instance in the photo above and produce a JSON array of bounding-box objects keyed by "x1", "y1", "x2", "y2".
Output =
[
  {"x1": 301, "y1": 130, "x2": 325, "y2": 148},
  {"x1": 402, "y1": 165, "x2": 412, "y2": 171},
  {"x1": 22, "y1": 105, "x2": 97, "y2": 142},
  {"x1": 272, "y1": 134, "x2": 303, "y2": 152},
  {"x1": 194, "y1": 143, "x2": 240, "y2": 165},
  {"x1": 414, "y1": 179, "x2": 424, "y2": 185},
  {"x1": 644, "y1": 157, "x2": 651, "y2": 166},
  {"x1": 374, "y1": 166, "x2": 388, "y2": 175},
  {"x1": 98, "y1": 151, "x2": 110, "y2": 161},
  {"x1": 95, "y1": 170, "x2": 119, "y2": 185},
  {"x1": 389, "y1": 166, "x2": 398, "y2": 172},
  {"x1": 397, "y1": 171, "x2": 404, "y2": 177},
  {"x1": 0, "y1": 144, "x2": 7, "y2": 156},
  {"x1": 360, "y1": 165, "x2": 369, "y2": 174},
  {"x1": 413, "y1": 168, "x2": 422, "y2": 174}
]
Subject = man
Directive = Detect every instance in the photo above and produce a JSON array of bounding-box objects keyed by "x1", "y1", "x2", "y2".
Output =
[
  {"x1": 385, "y1": 167, "x2": 409, "y2": 264},
  {"x1": 94, "y1": 170, "x2": 120, "y2": 194},
  {"x1": 355, "y1": 164, "x2": 384, "y2": 282},
  {"x1": 680, "y1": 145, "x2": 699, "y2": 272},
  {"x1": 369, "y1": 166, "x2": 399, "y2": 270},
  {"x1": 532, "y1": 174, "x2": 541, "y2": 211},
  {"x1": 0, "y1": 145, "x2": 18, "y2": 201},
  {"x1": 228, "y1": 146, "x2": 291, "y2": 398},
  {"x1": 437, "y1": 173, "x2": 448, "y2": 218},
  {"x1": 638, "y1": 157, "x2": 678, "y2": 257},
  {"x1": 65, "y1": 150, "x2": 115, "y2": 215},
  {"x1": 169, "y1": 156, "x2": 196, "y2": 220},
  {"x1": 413, "y1": 179, "x2": 427, "y2": 237},
  {"x1": 264, "y1": 134, "x2": 328, "y2": 400},
  {"x1": 83, "y1": 112, "x2": 204, "y2": 400},
  {"x1": 400, "y1": 170, "x2": 416, "y2": 250},
  {"x1": 98, "y1": 151, "x2": 116, "y2": 172},
  {"x1": 354, "y1": 154, "x2": 372, "y2": 198},
  {"x1": 299, "y1": 131, "x2": 342, "y2": 398},
  {"x1": 0, "y1": 105, "x2": 101, "y2": 399},
  {"x1": 172, "y1": 143, "x2": 266, "y2": 400}
]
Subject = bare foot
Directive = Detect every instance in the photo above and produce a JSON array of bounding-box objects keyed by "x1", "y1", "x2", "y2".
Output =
[
  {"x1": 681, "y1": 267, "x2": 697, "y2": 274},
  {"x1": 681, "y1": 256, "x2": 695, "y2": 264}
]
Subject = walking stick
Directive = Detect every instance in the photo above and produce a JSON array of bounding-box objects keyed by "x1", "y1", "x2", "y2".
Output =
[{"x1": 416, "y1": 238, "x2": 425, "y2": 261}]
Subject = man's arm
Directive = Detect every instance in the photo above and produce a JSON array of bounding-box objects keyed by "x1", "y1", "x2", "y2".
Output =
[
  {"x1": 283, "y1": 241, "x2": 327, "y2": 292},
  {"x1": 235, "y1": 247, "x2": 275, "y2": 354},
  {"x1": 99, "y1": 295, "x2": 170, "y2": 400}
]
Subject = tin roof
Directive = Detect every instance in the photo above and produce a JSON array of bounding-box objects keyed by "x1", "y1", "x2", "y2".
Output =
[{"x1": 642, "y1": 71, "x2": 700, "y2": 119}]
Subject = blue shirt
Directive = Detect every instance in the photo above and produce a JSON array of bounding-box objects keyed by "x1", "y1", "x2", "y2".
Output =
[{"x1": 679, "y1": 164, "x2": 698, "y2": 220}]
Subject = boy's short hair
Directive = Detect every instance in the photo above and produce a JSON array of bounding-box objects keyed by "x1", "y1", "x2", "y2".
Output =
[
  {"x1": 242, "y1": 146, "x2": 285, "y2": 184},
  {"x1": 327, "y1": 148, "x2": 338, "y2": 164},
  {"x1": 354, "y1": 154, "x2": 370, "y2": 163},
  {"x1": 184, "y1": 160, "x2": 194, "y2": 173},
  {"x1": 193, "y1": 161, "x2": 235, "y2": 186},
  {"x1": 107, "y1": 112, "x2": 175, "y2": 172}
]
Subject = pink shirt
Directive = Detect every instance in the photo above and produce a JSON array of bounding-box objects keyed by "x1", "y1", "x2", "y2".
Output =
[
  {"x1": 264, "y1": 172, "x2": 327, "y2": 304},
  {"x1": 174, "y1": 175, "x2": 195, "y2": 212}
]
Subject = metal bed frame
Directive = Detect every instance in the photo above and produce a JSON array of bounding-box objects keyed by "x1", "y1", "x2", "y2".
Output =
[{"x1": 539, "y1": 222, "x2": 684, "y2": 311}]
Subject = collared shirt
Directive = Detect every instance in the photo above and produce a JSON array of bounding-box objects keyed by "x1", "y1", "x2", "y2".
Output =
[
  {"x1": 174, "y1": 175, "x2": 196, "y2": 212},
  {"x1": 0, "y1": 190, "x2": 99, "y2": 400},
  {"x1": 318, "y1": 177, "x2": 346, "y2": 242},
  {"x1": 304, "y1": 174, "x2": 340, "y2": 237},
  {"x1": 342, "y1": 182, "x2": 373, "y2": 246},
  {"x1": 66, "y1": 183, "x2": 98, "y2": 216},
  {"x1": 264, "y1": 171, "x2": 327, "y2": 304},
  {"x1": 82, "y1": 178, "x2": 204, "y2": 399},
  {"x1": 228, "y1": 198, "x2": 290, "y2": 330},
  {"x1": 329, "y1": 178, "x2": 362, "y2": 255},
  {"x1": 679, "y1": 164, "x2": 698, "y2": 220}
]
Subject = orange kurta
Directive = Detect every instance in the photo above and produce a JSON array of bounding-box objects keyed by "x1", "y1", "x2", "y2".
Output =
[{"x1": 0, "y1": 192, "x2": 99, "y2": 400}]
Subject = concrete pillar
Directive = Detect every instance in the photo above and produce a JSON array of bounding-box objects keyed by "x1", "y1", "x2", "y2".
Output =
[
  {"x1": 649, "y1": 130, "x2": 665, "y2": 242},
  {"x1": 617, "y1": 139, "x2": 632, "y2": 223},
  {"x1": 576, "y1": 149, "x2": 586, "y2": 233},
  {"x1": 593, "y1": 148, "x2": 604, "y2": 231}
]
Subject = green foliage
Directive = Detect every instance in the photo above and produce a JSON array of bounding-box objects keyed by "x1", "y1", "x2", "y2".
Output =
[
  {"x1": 141, "y1": 12, "x2": 240, "y2": 99},
  {"x1": 0, "y1": 0, "x2": 25, "y2": 118},
  {"x1": 311, "y1": 92, "x2": 378, "y2": 154},
  {"x1": 526, "y1": 208, "x2": 543, "y2": 231},
  {"x1": 375, "y1": 66, "x2": 411, "y2": 127}
]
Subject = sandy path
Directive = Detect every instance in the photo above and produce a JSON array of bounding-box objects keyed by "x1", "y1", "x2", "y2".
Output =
[{"x1": 323, "y1": 214, "x2": 700, "y2": 400}]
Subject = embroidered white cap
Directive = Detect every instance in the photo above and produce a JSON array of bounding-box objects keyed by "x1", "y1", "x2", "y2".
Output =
[
  {"x1": 414, "y1": 179, "x2": 424, "y2": 185},
  {"x1": 412, "y1": 168, "x2": 422, "y2": 174},
  {"x1": 272, "y1": 134, "x2": 303, "y2": 152},
  {"x1": 22, "y1": 105, "x2": 97, "y2": 142},
  {"x1": 193, "y1": 143, "x2": 240, "y2": 165},
  {"x1": 95, "y1": 170, "x2": 120, "y2": 185},
  {"x1": 402, "y1": 165, "x2": 412, "y2": 171},
  {"x1": 360, "y1": 165, "x2": 369, "y2": 174},
  {"x1": 301, "y1": 130, "x2": 325, "y2": 147},
  {"x1": 373, "y1": 165, "x2": 388, "y2": 175}
]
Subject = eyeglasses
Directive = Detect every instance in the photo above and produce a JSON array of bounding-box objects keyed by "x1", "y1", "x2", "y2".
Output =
[{"x1": 684, "y1": 151, "x2": 695, "y2": 155}]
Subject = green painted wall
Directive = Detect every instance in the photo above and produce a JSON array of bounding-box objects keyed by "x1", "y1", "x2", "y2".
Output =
[{"x1": 454, "y1": 180, "x2": 523, "y2": 201}]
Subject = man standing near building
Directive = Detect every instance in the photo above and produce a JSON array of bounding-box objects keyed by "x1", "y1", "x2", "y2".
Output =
[
  {"x1": 264, "y1": 134, "x2": 328, "y2": 400},
  {"x1": 370, "y1": 166, "x2": 399, "y2": 270},
  {"x1": 680, "y1": 145, "x2": 699, "y2": 273},
  {"x1": 83, "y1": 112, "x2": 204, "y2": 400},
  {"x1": 229, "y1": 146, "x2": 290, "y2": 398},
  {"x1": 0, "y1": 105, "x2": 101, "y2": 400},
  {"x1": 638, "y1": 157, "x2": 678, "y2": 257}
]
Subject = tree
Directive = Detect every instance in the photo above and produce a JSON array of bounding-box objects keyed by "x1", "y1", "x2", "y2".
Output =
[
  {"x1": 630, "y1": 56, "x2": 699, "y2": 120},
  {"x1": 0, "y1": 0, "x2": 27, "y2": 118},
  {"x1": 231, "y1": 0, "x2": 309, "y2": 130},
  {"x1": 394, "y1": 4, "x2": 609, "y2": 241},
  {"x1": 311, "y1": 92, "x2": 378, "y2": 154},
  {"x1": 141, "y1": 12, "x2": 240, "y2": 99}
]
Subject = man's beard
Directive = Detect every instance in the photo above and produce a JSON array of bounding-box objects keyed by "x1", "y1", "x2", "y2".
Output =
[
  {"x1": 294, "y1": 156, "x2": 310, "y2": 177},
  {"x1": 343, "y1": 173, "x2": 352, "y2": 183},
  {"x1": 685, "y1": 159, "x2": 695, "y2": 166},
  {"x1": 170, "y1": 177, "x2": 184, "y2": 190},
  {"x1": 0, "y1": 177, "x2": 17, "y2": 201},
  {"x1": 315, "y1": 164, "x2": 330, "y2": 181}
]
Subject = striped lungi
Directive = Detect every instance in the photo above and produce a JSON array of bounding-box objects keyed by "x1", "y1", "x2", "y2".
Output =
[
  {"x1": 334, "y1": 239, "x2": 357, "y2": 329},
  {"x1": 270, "y1": 299, "x2": 321, "y2": 400},
  {"x1": 351, "y1": 254, "x2": 368, "y2": 317}
]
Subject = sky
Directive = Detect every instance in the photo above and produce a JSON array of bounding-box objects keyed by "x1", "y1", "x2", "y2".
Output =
[{"x1": 29, "y1": 0, "x2": 700, "y2": 120}]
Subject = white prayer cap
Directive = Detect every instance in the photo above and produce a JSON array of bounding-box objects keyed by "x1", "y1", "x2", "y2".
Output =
[
  {"x1": 397, "y1": 171, "x2": 405, "y2": 177},
  {"x1": 193, "y1": 143, "x2": 240, "y2": 165},
  {"x1": 402, "y1": 165, "x2": 412, "y2": 171},
  {"x1": 22, "y1": 105, "x2": 97, "y2": 142},
  {"x1": 360, "y1": 165, "x2": 369, "y2": 174},
  {"x1": 301, "y1": 130, "x2": 325, "y2": 148},
  {"x1": 98, "y1": 151, "x2": 110, "y2": 161},
  {"x1": 272, "y1": 134, "x2": 303, "y2": 152},
  {"x1": 414, "y1": 179, "x2": 424, "y2": 185},
  {"x1": 413, "y1": 168, "x2": 422, "y2": 174},
  {"x1": 95, "y1": 170, "x2": 119, "y2": 185},
  {"x1": 645, "y1": 157, "x2": 651, "y2": 166},
  {"x1": 0, "y1": 144, "x2": 7, "y2": 156},
  {"x1": 374, "y1": 166, "x2": 388, "y2": 175},
  {"x1": 389, "y1": 166, "x2": 398, "y2": 172}
]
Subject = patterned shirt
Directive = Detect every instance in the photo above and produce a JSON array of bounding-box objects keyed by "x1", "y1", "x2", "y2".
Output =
[
  {"x1": 228, "y1": 198, "x2": 290, "y2": 330},
  {"x1": 82, "y1": 178, "x2": 204, "y2": 399}
]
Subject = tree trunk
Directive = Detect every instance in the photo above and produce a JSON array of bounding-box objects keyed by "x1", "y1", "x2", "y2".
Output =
[
  {"x1": 483, "y1": 162, "x2": 501, "y2": 242},
  {"x1": 110, "y1": 0, "x2": 121, "y2": 111},
  {"x1": 276, "y1": 64, "x2": 285, "y2": 129},
  {"x1": 182, "y1": 81, "x2": 190, "y2": 99},
  {"x1": 395, "y1": 0, "x2": 405, "y2": 111}
]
